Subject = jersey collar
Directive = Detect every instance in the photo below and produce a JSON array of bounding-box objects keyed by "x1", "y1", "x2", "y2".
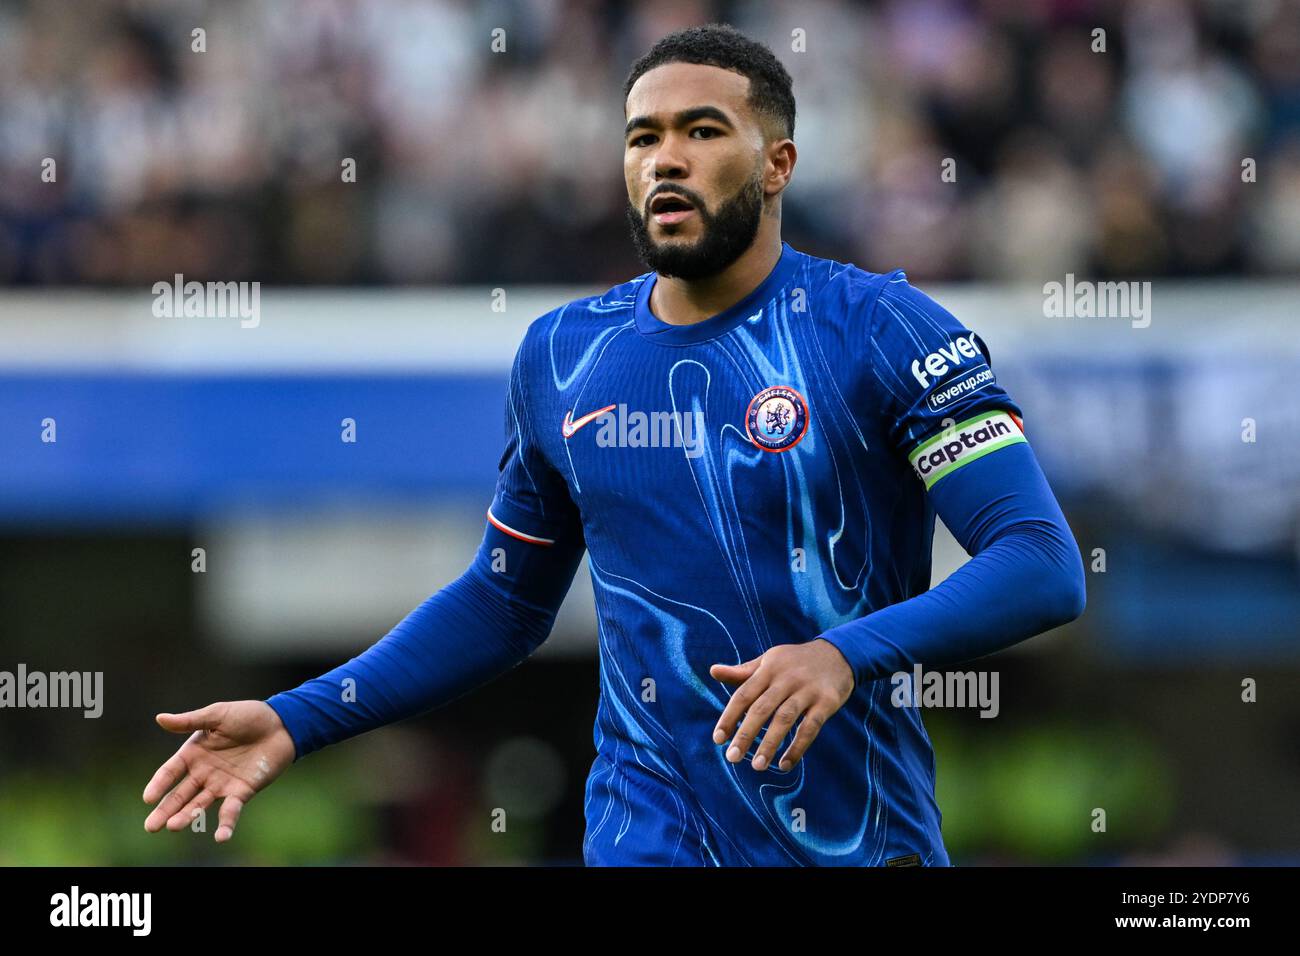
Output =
[{"x1": 633, "y1": 240, "x2": 801, "y2": 345}]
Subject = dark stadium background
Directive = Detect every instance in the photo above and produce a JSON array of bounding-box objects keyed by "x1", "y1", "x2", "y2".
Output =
[{"x1": 1, "y1": 0, "x2": 1298, "y2": 865}]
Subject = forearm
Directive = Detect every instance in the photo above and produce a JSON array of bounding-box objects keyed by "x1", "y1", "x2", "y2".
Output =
[
  {"x1": 819, "y1": 441, "x2": 1086, "y2": 687},
  {"x1": 265, "y1": 522, "x2": 583, "y2": 760},
  {"x1": 819, "y1": 519, "x2": 1084, "y2": 686}
]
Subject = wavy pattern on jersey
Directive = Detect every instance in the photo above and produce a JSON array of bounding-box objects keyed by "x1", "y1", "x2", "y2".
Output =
[
  {"x1": 720, "y1": 291, "x2": 878, "y2": 616},
  {"x1": 780, "y1": 678, "x2": 890, "y2": 863},
  {"x1": 541, "y1": 264, "x2": 926, "y2": 864},
  {"x1": 587, "y1": 556, "x2": 795, "y2": 863},
  {"x1": 668, "y1": 287, "x2": 893, "y2": 861},
  {"x1": 585, "y1": 557, "x2": 767, "y2": 865},
  {"x1": 549, "y1": 311, "x2": 632, "y2": 393},
  {"x1": 665, "y1": 358, "x2": 774, "y2": 652},
  {"x1": 583, "y1": 750, "x2": 721, "y2": 865}
]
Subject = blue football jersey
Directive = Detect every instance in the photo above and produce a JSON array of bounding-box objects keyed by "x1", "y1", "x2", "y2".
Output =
[{"x1": 487, "y1": 240, "x2": 1025, "y2": 865}]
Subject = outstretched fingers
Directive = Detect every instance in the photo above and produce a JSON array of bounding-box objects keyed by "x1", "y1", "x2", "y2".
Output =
[
  {"x1": 145, "y1": 773, "x2": 201, "y2": 832},
  {"x1": 725, "y1": 684, "x2": 786, "y2": 764},
  {"x1": 751, "y1": 694, "x2": 807, "y2": 771},
  {"x1": 215, "y1": 795, "x2": 245, "y2": 842},
  {"x1": 142, "y1": 751, "x2": 189, "y2": 805},
  {"x1": 166, "y1": 786, "x2": 218, "y2": 831},
  {"x1": 778, "y1": 705, "x2": 833, "y2": 771}
]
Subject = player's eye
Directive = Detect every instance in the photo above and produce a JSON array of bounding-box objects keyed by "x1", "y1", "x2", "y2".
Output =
[{"x1": 630, "y1": 127, "x2": 719, "y2": 147}]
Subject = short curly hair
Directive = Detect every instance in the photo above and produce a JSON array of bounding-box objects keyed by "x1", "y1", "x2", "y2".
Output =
[{"x1": 623, "y1": 23, "x2": 796, "y2": 141}]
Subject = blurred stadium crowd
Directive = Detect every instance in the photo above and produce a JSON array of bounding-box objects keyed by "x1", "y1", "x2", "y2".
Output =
[{"x1": 1, "y1": 0, "x2": 1298, "y2": 287}]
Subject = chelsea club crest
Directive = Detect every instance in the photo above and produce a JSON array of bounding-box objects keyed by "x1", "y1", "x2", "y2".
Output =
[{"x1": 745, "y1": 385, "x2": 809, "y2": 452}]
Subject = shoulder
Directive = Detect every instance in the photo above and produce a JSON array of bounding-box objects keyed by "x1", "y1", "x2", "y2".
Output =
[
  {"x1": 794, "y1": 246, "x2": 903, "y2": 322},
  {"x1": 801, "y1": 253, "x2": 962, "y2": 340},
  {"x1": 866, "y1": 270, "x2": 996, "y2": 373},
  {"x1": 516, "y1": 274, "x2": 646, "y2": 362},
  {"x1": 813, "y1": 261, "x2": 959, "y2": 346}
]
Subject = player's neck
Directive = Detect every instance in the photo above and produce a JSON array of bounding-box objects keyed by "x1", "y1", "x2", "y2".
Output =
[{"x1": 650, "y1": 232, "x2": 783, "y2": 327}]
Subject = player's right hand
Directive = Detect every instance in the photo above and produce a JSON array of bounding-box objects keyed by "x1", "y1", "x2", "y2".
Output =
[{"x1": 143, "y1": 700, "x2": 296, "y2": 843}]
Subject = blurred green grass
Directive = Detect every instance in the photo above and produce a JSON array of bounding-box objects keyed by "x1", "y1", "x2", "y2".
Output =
[
  {"x1": 0, "y1": 717, "x2": 1174, "y2": 865},
  {"x1": 931, "y1": 717, "x2": 1175, "y2": 861},
  {"x1": 0, "y1": 747, "x2": 377, "y2": 865}
]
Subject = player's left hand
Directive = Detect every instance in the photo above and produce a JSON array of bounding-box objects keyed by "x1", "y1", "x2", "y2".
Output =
[{"x1": 709, "y1": 639, "x2": 854, "y2": 772}]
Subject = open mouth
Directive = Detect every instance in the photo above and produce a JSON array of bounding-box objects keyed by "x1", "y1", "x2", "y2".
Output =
[{"x1": 650, "y1": 193, "x2": 696, "y2": 225}]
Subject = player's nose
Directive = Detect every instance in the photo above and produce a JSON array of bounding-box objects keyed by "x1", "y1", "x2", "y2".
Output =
[{"x1": 651, "y1": 132, "x2": 691, "y2": 178}]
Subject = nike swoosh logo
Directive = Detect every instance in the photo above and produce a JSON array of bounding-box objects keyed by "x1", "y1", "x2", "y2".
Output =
[{"x1": 562, "y1": 404, "x2": 616, "y2": 438}]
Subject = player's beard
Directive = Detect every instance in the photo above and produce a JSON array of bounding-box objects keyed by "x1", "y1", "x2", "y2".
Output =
[{"x1": 626, "y1": 168, "x2": 765, "y2": 280}]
